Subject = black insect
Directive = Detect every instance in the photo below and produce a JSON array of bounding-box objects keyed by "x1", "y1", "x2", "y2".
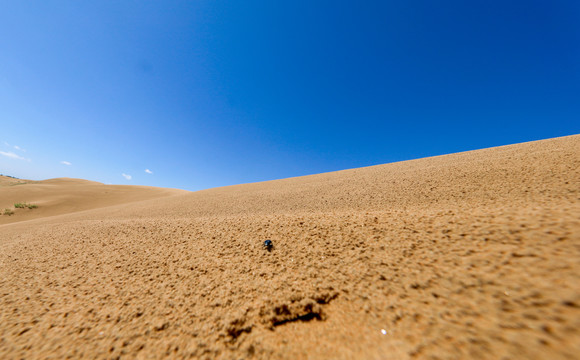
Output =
[{"x1": 263, "y1": 240, "x2": 273, "y2": 251}]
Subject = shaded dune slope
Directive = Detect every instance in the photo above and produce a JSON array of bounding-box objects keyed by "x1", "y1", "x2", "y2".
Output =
[{"x1": 0, "y1": 135, "x2": 579, "y2": 359}]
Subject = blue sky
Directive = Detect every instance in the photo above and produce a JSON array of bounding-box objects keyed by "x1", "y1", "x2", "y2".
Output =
[{"x1": 1, "y1": 1, "x2": 578, "y2": 191}]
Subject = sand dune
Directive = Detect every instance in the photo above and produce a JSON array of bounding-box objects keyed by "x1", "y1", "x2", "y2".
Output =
[
  {"x1": 0, "y1": 177, "x2": 187, "y2": 225},
  {"x1": 0, "y1": 135, "x2": 579, "y2": 359}
]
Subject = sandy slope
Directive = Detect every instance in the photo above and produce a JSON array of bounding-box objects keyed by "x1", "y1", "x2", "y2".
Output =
[
  {"x1": 0, "y1": 135, "x2": 578, "y2": 359},
  {"x1": 0, "y1": 177, "x2": 187, "y2": 225}
]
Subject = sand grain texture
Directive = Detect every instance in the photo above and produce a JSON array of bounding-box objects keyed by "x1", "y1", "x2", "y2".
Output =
[{"x1": 1, "y1": 135, "x2": 579, "y2": 359}]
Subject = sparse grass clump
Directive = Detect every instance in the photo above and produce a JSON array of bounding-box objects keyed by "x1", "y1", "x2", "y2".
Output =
[
  {"x1": 1, "y1": 202, "x2": 38, "y2": 216},
  {"x1": 14, "y1": 202, "x2": 38, "y2": 209}
]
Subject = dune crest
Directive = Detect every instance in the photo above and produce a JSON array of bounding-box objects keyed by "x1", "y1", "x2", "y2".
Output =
[
  {"x1": 1, "y1": 135, "x2": 579, "y2": 359},
  {"x1": 39, "y1": 177, "x2": 105, "y2": 185}
]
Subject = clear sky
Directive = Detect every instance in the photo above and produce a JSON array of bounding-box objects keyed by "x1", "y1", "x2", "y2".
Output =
[{"x1": 1, "y1": 1, "x2": 578, "y2": 191}]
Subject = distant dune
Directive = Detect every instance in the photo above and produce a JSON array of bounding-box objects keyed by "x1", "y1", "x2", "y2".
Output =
[
  {"x1": 1, "y1": 135, "x2": 579, "y2": 359},
  {"x1": 0, "y1": 177, "x2": 187, "y2": 225}
]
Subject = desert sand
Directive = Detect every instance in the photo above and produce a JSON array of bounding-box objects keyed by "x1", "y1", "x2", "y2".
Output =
[
  {"x1": 0, "y1": 177, "x2": 187, "y2": 226},
  {"x1": 0, "y1": 135, "x2": 578, "y2": 359}
]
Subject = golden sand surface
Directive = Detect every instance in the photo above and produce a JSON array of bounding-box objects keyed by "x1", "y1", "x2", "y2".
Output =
[
  {"x1": 0, "y1": 177, "x2": 187, "y2": 226},
  {"x1": 0, "y1": 135, "x2": 578, "y2": 359}
]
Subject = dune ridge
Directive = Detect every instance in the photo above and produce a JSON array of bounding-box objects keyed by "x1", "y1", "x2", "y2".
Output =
[{"x1": 0, "y1": 135, "x2": 579, "y2": 359}]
